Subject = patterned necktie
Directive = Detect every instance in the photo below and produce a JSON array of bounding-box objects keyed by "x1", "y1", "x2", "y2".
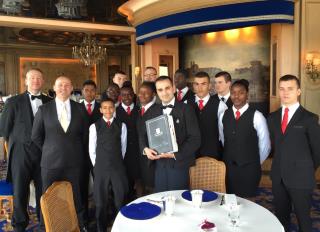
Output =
[
  {"x1": 235, "y1": 110, "x2": 241, "y2": 120},
  {"x1": 198, "y1": 99, "x2": 204, "y2": 111},
  {"x1": 60, "y1": 104, "x2": 69, "y2": 132},
  {"x1": 141, "y1": 106, "x2": 145, "y2": 116},
  {"x1": 107, "y1": 121, "x2": 111, "y2": 127},
  {"x1": 281, "y1": 107, "x2": 289, "y2": 134},
  {"x1": 177, "y1": 90, "x2": 183, "y2": 101},
  {"x1": 87, "y1": 103, "x2": 92, "y2": 115},
  {"x1": 126, "y1": 106, "x2": 131, "y2": 115}
]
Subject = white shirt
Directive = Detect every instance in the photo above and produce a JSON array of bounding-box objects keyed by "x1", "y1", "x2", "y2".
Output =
[
  {"x1": 195, "y1": 94, "x2": 228, "y2": 119},
  {"x1": 218, "y1": 103, "x2": 271, "y2": 164},
  {"x1": 177, "y1": 86, "x2": 189, "y2": 100},
  {"x1": 281, "y1": 102, "x2": 300, "y2": 123},
  {"x1": 121, "y1": 103, "x2": 134, "y2": 112},
  {"x1": 141, "y1": 101, "x2": 154, "y2": 113},
  {"x1": 83, "y1": 99, "x2": 96, "y2": 111},
  {"x1": 55, "y1": 98, "x2": 71, "y2": 123},
  {"x1": 162, "y1": 97, "x2": 175, "y2": 115},
  {"x1": 218, "y1": 91, "x2": 231, "y2": 103},
  {"x1": 89, "y1": 116, "x2": 127, "y2": 166},
  {"x1": 28, "y1": 92, "x2": 43, "y2": 116}
]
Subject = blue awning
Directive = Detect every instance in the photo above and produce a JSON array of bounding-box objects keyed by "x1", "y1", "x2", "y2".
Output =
[{"x1": 136, "y1": 1, "x2": 294, "y2": 45}]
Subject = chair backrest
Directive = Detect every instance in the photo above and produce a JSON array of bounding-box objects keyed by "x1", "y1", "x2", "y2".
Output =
[
  {"x1": 40, "y1": 181, "x2": 80, "y2": 232},
  {"x1": 189, "y1": 157, "x2": 226, "y2": 193}
]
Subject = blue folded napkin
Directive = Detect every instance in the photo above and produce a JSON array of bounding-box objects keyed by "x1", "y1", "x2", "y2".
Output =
[
  {"x1": 120, "y1": 202, "x2": 161, "y2": 220},
  {"x1": 182, "y1": 190, "x2": 218, "y2": 202}
]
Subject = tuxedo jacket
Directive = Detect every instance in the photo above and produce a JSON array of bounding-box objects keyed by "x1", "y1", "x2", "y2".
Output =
[
  {"x1": 175, "y1": 89, "x2": 194, "y2": 104},
  {"x1": 139, "y1": 100, "x2": 201, "y2": 169},
  {"x1": 213, "y1": 94, "x2": 232, "y2": 108},
  {"x1": 0, "y1": 92, "x2": 52, "y2": 181},
  {"x1": 82, "y1": 101, "x2": 102, "y2": 126},
  {"x1": 267, "y1": 106, "x2": 320, "y2": 189},
  {"x1": 31, "y1": 100, "x2": 89, "y2": 169}
]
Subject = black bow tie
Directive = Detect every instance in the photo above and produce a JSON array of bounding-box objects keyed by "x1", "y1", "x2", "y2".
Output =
[
  {"x1": 161, "y1": 104, "x2": 174, "y2": 110},
  {"x1": 31, "y1": 95, "x2": 42, "y2": 100}
]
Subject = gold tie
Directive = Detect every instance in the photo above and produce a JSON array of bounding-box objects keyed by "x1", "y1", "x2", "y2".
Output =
[{"x1": 60, "y1": 104, "x2": 69, "y2": 132}]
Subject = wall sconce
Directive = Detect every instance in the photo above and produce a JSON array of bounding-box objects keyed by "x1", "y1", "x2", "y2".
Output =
[{"x1": 306, "y1": 52, "x2": 320, "y2": 81}]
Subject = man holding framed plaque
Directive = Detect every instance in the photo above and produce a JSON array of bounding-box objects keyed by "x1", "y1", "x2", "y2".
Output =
[{"x1": 142, "y1": 76, "x2": 201, "y2": 192}]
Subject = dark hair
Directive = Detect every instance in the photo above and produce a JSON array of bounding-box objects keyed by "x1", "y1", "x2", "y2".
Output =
[
  {"x1": 122, "y1": 80, "x2": 133, "y2": 88},
  {"x1": 232, "y1": 79, "x2": 249, "y2": 92},
  {"x1": 145, "y1": 66, "x2": 157, "y2": 74},
  {"x1": 194, "y1": 71, "x2": 210, "y2": 81},
  {"x1": 279, "y1": 74, "x2": 300, "y2": 88},
  {"x1": 107, "y1": 82, "x2": 120, "y2": 91},
  {"x1": 82, "y1": 80, "x2": 97, "y2": 89},
  {"x1": 114, "y1": 70, "x2": 126, "y2": 76},
  {"x1": 121, "y1": 83, "x2": 134, "y2": 92},
  {"x1": 215, "y1": 71, "x2": 232, "y2": 82},
  {"x1": 175, "y1": 69, "x2": 189, "y2": 79},
  {"x1": 140, "y1": 81, "x2": 156, "y2": 93},
  {"x1": 100, "y1": 97, "x2": 115, "y2": 106},
  {"x1": 155, "y1": 76, "x2": 173, "y2": 86}
]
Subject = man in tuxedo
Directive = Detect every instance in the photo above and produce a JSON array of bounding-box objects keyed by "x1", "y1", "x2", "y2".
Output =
[
  {"x1": 143, "y1": 76, "x2": 201, "y2": 192},
  {"x1": 268, "y1": 75, "x2": 320, "y2": 232},
  {"x1": 189, "y1": 71, "x2": 227, "y2": 159},
  {"x1": 0, "y1": 68, "x2": 51, "y2": 232},
  {"x1": 174, "y1": 69, "x2": 194, "y2": 104},
  {"x1": 213, "y1": 71, "x2": 232, "y2": 108},
  {"x1": 32, "y1": 76, "x2": 89, "y2": 231},
  {"x1": 81, "y1": 79, "x2": 101, "y2": 223}
]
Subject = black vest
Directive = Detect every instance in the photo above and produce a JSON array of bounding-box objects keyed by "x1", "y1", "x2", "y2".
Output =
[
  {"x1": 95, "y1": 118, "x2": 124, "y2": 171},
  {"x1": 193, "y1": 96, "x2": 221, "y2": 159},
  {"x1": 222, "y1": 106, "x2": 259, "y2": 166}
]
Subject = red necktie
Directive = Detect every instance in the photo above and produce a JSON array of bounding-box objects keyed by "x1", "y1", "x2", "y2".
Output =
[
  {"x1": 141, "y1": 106, "x2": 145, "y2": 116},
  {"x1": 177, "y1": 90, "x2": 182, "y2": 101},
  {"x1": 87, "y1": 103, "x2": 92, "y2": 115},
  {"x1": 107, "y1": 121, "x2": 111, "y2": 127},
  {"x1": 126, "y1": 106, "x2": 131, "y2": 115},
  {"x1": 235, "y1": 110, "x2": 241, "y2": 120},
  {"x1": 281, "y1": 107, "x2": 289, "y2": 134},
  {"x1": 198, "y1": 99, "x2": 204, "y2": 111}
]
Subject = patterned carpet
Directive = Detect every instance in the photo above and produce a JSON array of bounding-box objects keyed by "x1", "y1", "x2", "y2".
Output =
[{"x1": 1, "y1": 160, "x2": 320, "y2": 232}]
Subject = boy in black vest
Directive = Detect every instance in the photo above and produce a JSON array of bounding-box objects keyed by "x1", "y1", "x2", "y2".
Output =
[
  {"x1": 189, "y1": 71, "x2": 227, "y2": 159},
  {"x1": 89, "y1": 98, "x2": 128, "y2": 232},
  {"x1": 116, "y1": 85, "x2": 141, "y2": 200}
]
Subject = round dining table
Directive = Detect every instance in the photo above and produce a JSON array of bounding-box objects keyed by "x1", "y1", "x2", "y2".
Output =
[{"x1": 111, "y1": 190, "x2": 284, "y2": 232}]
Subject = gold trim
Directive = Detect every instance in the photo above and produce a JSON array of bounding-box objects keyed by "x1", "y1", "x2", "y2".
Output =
[{"x1": 137, "y1": 14, "x2": 294, "y2": 41}]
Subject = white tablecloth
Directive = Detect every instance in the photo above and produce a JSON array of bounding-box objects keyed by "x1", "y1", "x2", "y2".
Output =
[{"x1": 111, "y1": 190, "x2": 284, "y2": 232}]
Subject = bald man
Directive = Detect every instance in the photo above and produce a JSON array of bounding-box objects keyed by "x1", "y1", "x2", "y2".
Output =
[
  {"x1": 32, "y1": 76, "x2": 89, "y2": 231},
  {"x1": 0, "y1": 68, "x2": 51, "y2": 232}
]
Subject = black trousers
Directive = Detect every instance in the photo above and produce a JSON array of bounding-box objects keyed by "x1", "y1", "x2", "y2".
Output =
[
  {"x1": 225, "y1": 161, "x2": 261, "y2": 198},
  {"x1": 41, "y1": 167, "x2": 85, "y2": 229},
  {"x1": 80, "y1": 162, "x2": 91, "y2": 226},
  {"x1": 10, "y1": 147, "x2": 42, "y2": 232},
  {"x1": 94, "y1": 173, "x2": 126, "y2": 232},
  {"x1": 272, "y1": 179, "x2": 312, "y2": 232},
  {"x1": 154, "y1": 165, "x2": 189, "y2": 193}
]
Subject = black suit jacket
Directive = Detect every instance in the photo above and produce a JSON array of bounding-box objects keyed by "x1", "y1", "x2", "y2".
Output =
[
  {"x1": 267, "y1": 106, "x2": 320, "y2": 189},
  {"x1": 213, "y1": 93, "x2": 232, "y2": 108},
  {"x1": 0, "y1": 92, "x2": 52, "y2": 181},
  {"x1": 82, "y1": 101, "x2": 102, "y2": 126},
  {"x1": 31, "y1": 99, "x2": 89, "y2": 169},
  {"x1": 139, "y1": 100, "x2": 201, "y2": 168},
  {"x1": 175, "y1": 89, "x2": 194, "y2": 104}
]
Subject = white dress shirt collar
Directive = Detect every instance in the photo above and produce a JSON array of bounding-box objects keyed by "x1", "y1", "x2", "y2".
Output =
[
  {"x1": 218, "y1": 91, "x2": 230, "y2": 102},
  {"x1": 55, "y1": 98, "x2": 71, "y2": 121},
  {"x1": 281, "y1": 102, "x2": 300, "y2": 121},
  {"x1": 84, "y1": 99, "x2": 95, "y2": 107},
  {"x1": 195, "y1": 94, "x2": 210, "y2": 107},
  {"x1": 177, "y1": 86, "x2": 189, "y2": 98},
  {"x1": 232, "y1": 103, "x2": 249, "y2": 117},
  {"x1": 141, "y1": 101, "x2": 154, "y2": 113},
  {"x1": 103, "y1": 116, "x2": 114, "y2": 124},
  {"x1": 162, "y1": 97, "x2": 175, "y2": 115},
  {"x1": 121, "y1": 103, "x2": 134, "y2": 111}
]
